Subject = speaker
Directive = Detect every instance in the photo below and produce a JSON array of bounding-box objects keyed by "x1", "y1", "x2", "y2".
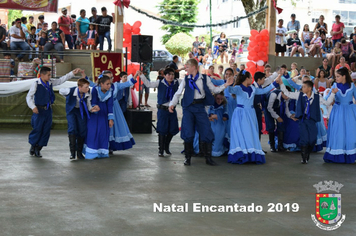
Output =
[
  {"x1": 126, "y1": 109, "x2": 152, "y2": 133},
  {"x1": 131, "y1": 35, "x2": 153, "y2": 63}
]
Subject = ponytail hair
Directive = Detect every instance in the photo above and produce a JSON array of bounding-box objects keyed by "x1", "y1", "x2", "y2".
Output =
[
  {"x1": 336, "y1": 67, "x2": 352, "y2": 85},
  {"x1": 234, "y1": 70, "x2": 251, "y2": 86}
]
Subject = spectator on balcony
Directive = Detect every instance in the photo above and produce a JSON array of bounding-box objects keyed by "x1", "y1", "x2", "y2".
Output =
[
  {"x1": 76, "y1": 9, "x2": 90, "y2": 50},
  {"x1": 287, "y1": 14, "x2": 300, "y2": 34},
  {"x1": 26, "y1": 16, "x2": 35, "y2": 32},
  {"x1": 350, "y1": 27, "x2": 356, "y2": 40},
  {"x1": 287, "y1": 32, "x2": 304, "y2": 57},
  {"x1": 9, "y1": 18, "x2": 30, "y2": 61},
  {"x1": 36, "y1": 15, "x2": 45, "y2": 35},
  {"x1": 340, "y1": 37, "x2": 355, "y2": 66},
  {"x1": 21, "y1": 17, "x2": 29, "y2": 39},
  {"x1": 44, "y1": 22, "x2": 65, "y2": 63},
  {"x1": 58, "y1": 7, "x2": 73, "y2": 49},
  {"x1": 0, "y1": 23, "x2": 7, "y2": 50},
  {"x1": 275, "y1": 19, "x2": 287, "y2": 57},
  {"x1": 301, "y1": 24, "x2": 310, "y2": 49},
  {"x1": 71, "y1": 14, "x2": 78, "y2": 49},
  {"x1": 89, "y1": 7, "x2": 100, "y2": 49},
  {"x1": 96, "y1": 7, "x2": 113, "y2": 51},
  {"x1": 330, "y1": 15, "x2": 344, "y2": 46},
  {"x1": 314, "y1": 15, "x2": 328, "y2": 37}
]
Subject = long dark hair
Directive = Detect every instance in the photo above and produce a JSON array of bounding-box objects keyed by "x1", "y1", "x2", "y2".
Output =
[
  {"x1": 235, "y1": 70, "x2": 251, "y2": 86},
  {"x1": 336, "y1": 67, "x2": 352, "y2": 85},
  {"x1": 97, "y1": 75, "x2": 111, "y2": 86}
]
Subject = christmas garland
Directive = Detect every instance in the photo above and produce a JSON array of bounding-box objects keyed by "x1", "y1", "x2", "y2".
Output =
[{"x1": 129, "y1": 5, "x2": 268, "y2": 28}]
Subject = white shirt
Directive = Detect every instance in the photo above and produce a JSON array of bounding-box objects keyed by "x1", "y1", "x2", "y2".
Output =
[
  {"x1": 140, "y1": 74, "x2": 182, "y2": 106},
  {"x1": 26, "y1": 71, "x2": 75, "y2": 110},
  {"x1": 276, "y1": 26, "x2": 287, "y2": 45},
  {"x1": 267, "y1": 91, "x2": 284, "y2": 119},
  {"x1": 59, "y1": 86, "x2": 92, "y2": 110},
  {"x1": 169, "y1": 73, "x2": 226, "y2": 107},
  {"x1": 9, "y1": 25, "x2": 27, "y2": 42}
]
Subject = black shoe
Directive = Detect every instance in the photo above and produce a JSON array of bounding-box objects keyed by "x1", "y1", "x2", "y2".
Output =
[
  {"x1": 263, "y1": 149, "x2": 267, "y2": 154},
  {"x1": 69, "y1": 134, "x2": 76, "y2": 159},
  {"x1": 158, "y1": 134, "x2": 165, "y2": 157},
  {"x1": 269, "y1": 133, "x2": 276, "y2": 152},
  {"x1": 184, "y1": 142, "x2": 193, "y2": 166},
  {"x1": 301, "y1": 146, "x2": 308, "y2": 164},
  {"x1": 29, "y1": 145, "x2": 35, "y2": 156},
  {"x1": 277, "y1": 132, "x2": 286, "y2": 152},
  {"x1": 77, "y1": 137, "x2": 85, "y2": 159},
  {"x1": 109, "y1": 150, "x2": 114, "y2": 155},
  {"x1": 164, "y1": 134, "x2": 173, "y2": 155},
  {"x1": 34, "y1": 145, "x2": 42, "y2": 157},
  {"x1": 198, "y1": 141, "x2": 204, "y2": 157},
  {"x1": 203, "y1": 142, "x2": 217, "y2": 166}
]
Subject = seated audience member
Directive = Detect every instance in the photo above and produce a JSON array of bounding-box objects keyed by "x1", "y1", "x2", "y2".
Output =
[
  {"x1": 44, "y1": 22, "x2": 65, "y2": 62},
  {"x1": 287, "y1": 32, "x2": 304, "y2": 57},
  {"x1": 9, "y1": 18, "x2": 30, "y2": 61}
]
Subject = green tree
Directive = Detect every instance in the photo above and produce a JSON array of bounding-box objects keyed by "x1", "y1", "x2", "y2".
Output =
[
  {"x1": 241, "y1": 0, "x2": 266, "y2": 31},
  {"x1": 165, "y1": 32, "x2": 193, "y2": 60},
  {"x1": 158, "y1": 0, "x2": 200, "y2": 44},
  {"x1": 8, "y1": 10, "x2": 23, "y2": 29}
]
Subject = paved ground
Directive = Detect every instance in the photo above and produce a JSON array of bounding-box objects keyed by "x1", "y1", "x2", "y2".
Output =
[{"x1": 1, "y1": 128, "x2": 355, "y2": 236}]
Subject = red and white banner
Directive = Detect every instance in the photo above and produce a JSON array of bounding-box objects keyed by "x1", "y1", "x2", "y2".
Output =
[
  {"x1": 0, "y1": 0, "x2": 58, "y2": 13},
  {"x1": 91, "y1": 52, "x2": 123, "y2": 82}
]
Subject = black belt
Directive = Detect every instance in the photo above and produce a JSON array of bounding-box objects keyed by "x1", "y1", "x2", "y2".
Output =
[
  {"x1": 192, "y1": 99, "x2": 204, "y2": 104},
  {"x1": 36, "y1": 105, "x2": 52, "y2": 110},
  {"x1": 157, "y1": 104, "x2": 169, "y2": 110}
]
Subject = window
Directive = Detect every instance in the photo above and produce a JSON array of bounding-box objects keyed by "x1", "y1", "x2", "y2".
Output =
[{"x1": 233, "y1": 16, "x2": 239, "y2": 28}]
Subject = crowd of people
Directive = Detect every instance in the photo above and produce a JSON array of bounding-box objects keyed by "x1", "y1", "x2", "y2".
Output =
[
  {"x1": 26, "y1": 53, "x2": 356, "y2": 166},
  {"x1": 276, "y1": 14, "x2": 356, "y2": 74},
  {"x1": 1, "y1": 6, "x2": 114, "y2": 62}
]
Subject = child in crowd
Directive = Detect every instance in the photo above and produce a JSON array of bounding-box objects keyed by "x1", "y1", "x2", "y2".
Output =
[
  {"x1": 26, "y1": 67, "x2": 80, "y2": 157},
  {"x1": 213, "y1": 40, "x2": 219, "y2": 60},
  {"x1": 28, "y1": 26, "x2": 38, "y2": 60},
  {"x1": 4, "y1": 53, "x2": 15, "y2": 75},
  {"x1": 140, "y1": 68, "x2": 180, "y2": 157},
  {"x1": 169, "y1": 58, "x2": 234, "y2": 166},
  {"x1": 37, "y1": 30, "x2": 47, "y2": 52},
  {"x1": 36, "y1": 15, "x2": 45, "y2": 35},
  {"x1": 238, "y1": 40, "x2": 245, "y2": 55},
  {"x1": 290, "y1": 62, "x2": 298, "y2": 78},
  {"x1": 231, "y1": 42, "x2": 237, "y2": 62},
  {"x1": 71, "y1": 14, "x2": 78, "y2": 49},
  {"x1": 59, "y1": 78, "x2": 96, "y2": 159},
  {"x1": 309, "y1": 31, "x2": 323, "y2": 57},
  {"x1": 239, "y1": 64, "x2": 246, "y2": 72},
  {"x1": 304, "y1": 31, "x2": 314, "y2": 55},
  {"x1": 115, "y1": 72, "x2": 133, "y2": 114},
  {"x1": 264, "y1": 64, "x2": 272, "y2": 77},
  {"x1": 333, "y1": 42, "x2": 342, "y2": 67},
  {"x1": 86, "y1": 23, "x2": 97, "y2": 50},
  {"x1": 218, "y1": 65, "x2": 224, "y2": 78},
  {"x1": 209, "y1": 92, "x2": 229, "y2": 157}
]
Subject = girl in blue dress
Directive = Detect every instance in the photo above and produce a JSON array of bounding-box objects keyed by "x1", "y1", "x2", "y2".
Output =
[
  {"x1": 283, "y1": 99, "x2": 301, "y2": 151},
  {"x1": 324, "y1": 67, "x2": 356, "y2": 163},
  {"x1": 209, "y1": 92, "x2": 229, "y2": 157},
  {"x1": 109, "y1": 71, "x2": 137, "y2": 152},
  {"x1": 86, "y1": 75, "x2": 114, "y2": 159},
  {"x1": 228, "y1": 70, "x2": 280, "y2": 164}
]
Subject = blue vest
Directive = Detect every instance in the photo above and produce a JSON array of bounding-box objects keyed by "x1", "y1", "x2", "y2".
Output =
[
  {"x1": 295, "y1": 93, "x2": 321, "y2": 122},
  {"x1": 65, "y1": 87, "x2": 90, "y2": 114},
  {"x1": 117, "y1": 87, "x2": 130, "y2": 103},
  {"x1": 181, "y1": 74, "x2": 214, "y2": 107},
  {"x1": 34, "y1": 81, "x2": 54, "y2": 106},
  {"x1": 267, "y1": 90, "x2": 282, "y2": 114},
  {"x1": 157, "y1": 79, "x2": 179, "y2": 105}
]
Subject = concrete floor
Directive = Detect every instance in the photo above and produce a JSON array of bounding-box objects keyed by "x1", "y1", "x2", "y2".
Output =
[{"x1": 1, "y1": 129, "x2": 356, "y2": 236}]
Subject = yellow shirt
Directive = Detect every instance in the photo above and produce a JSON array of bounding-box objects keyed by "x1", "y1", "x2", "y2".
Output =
[{"x1": 26, "y1": 23, "x2": 35, "y2": 32}]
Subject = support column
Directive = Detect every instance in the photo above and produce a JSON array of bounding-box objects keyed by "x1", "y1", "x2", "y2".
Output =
[
  {"x1": 267, "y1": 0, "x2": 276, "y2": 56},
  {"x1": 114, "y1": 5, "x2": 124, "y2": 53}
]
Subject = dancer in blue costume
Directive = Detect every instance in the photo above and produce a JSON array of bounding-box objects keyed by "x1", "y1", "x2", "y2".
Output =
[
  {"x1": 279, "y1": 80, "x2": 335, "y2": 163},
  {"x1": 208, "y1": 92, "x2": 229, "y2": 157},
  {"x1": 139, "y1": 68, "x2": 180, "y2": 157},
  {"x1": 106, "y1": 70, "x2": 137, "y2": 153},
  {"x1": 86, "y1": 74, "x2": 136, "y2": 159},
  {"x1": 228, "y1": 70, "x2": 280, "y2": 164},
  {"x1": 286, "y1": 76, "x2": 328, "y2": 151},
  {"x1": 323, "y1": 67, "x2": 356, "y2": 163},
  {"x1": 283, "y1": 98, "x2": 300, "y2": 151}
]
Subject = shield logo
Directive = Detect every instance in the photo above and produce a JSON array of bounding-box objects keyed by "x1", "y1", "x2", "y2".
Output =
[{"x1": 315, "y1": 193, "x2": 342, "y2": 225}]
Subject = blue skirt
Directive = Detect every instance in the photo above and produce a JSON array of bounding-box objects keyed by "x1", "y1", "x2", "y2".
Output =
[
  {"x1": 314, "y1": 114, "x2": 327, "y2": 152},
  {"x1": 109, "y1": 100, "x2": 135, "y2": 151},
  {"x1": 324, "y1": 103, "x2": 356, "y2": 163},
  {"x1": 211, "y1": 117, "x2": 228, "y2": 157},
  {"x1": 283, "y1": 117, "x2": 300, "y2": 152},
  {"x1": 228, "y1": 107, "x2": 265, "y2": 164}
]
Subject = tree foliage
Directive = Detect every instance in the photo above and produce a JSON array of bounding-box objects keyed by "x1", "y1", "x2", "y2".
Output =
[
  {"x1": 158, "y1": 0, "x2": 200, "y2": 44},
  {"x1": 165, "y1": 33, "x2": 194, "y2": 60},
  {"x1": 241, "y1": 0, "x2": 266, "y2": 31},
  {"x1": 8, "y1": 10, "x2": 23, "y2": 29}
]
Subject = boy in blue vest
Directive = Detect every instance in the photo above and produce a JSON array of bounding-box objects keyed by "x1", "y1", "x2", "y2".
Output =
[
  {"x1": 26, "y1": 67, "x2": 81, "y2": 157},
  {"x1": 59, "y1": 78, "x2": 99, "y2": 159},
  {"x1": 266, "y1": 89, "x2": 289, "y2": 152},
  {"x1": 278, "y1": 79, "x2": 336, "y2": 163},
  {"x1": 169, "y1": 59, "x2": 234, "y2": 166},
  {"x1": 139, "y1": 68, "x2": 180, "y2": 157}
]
